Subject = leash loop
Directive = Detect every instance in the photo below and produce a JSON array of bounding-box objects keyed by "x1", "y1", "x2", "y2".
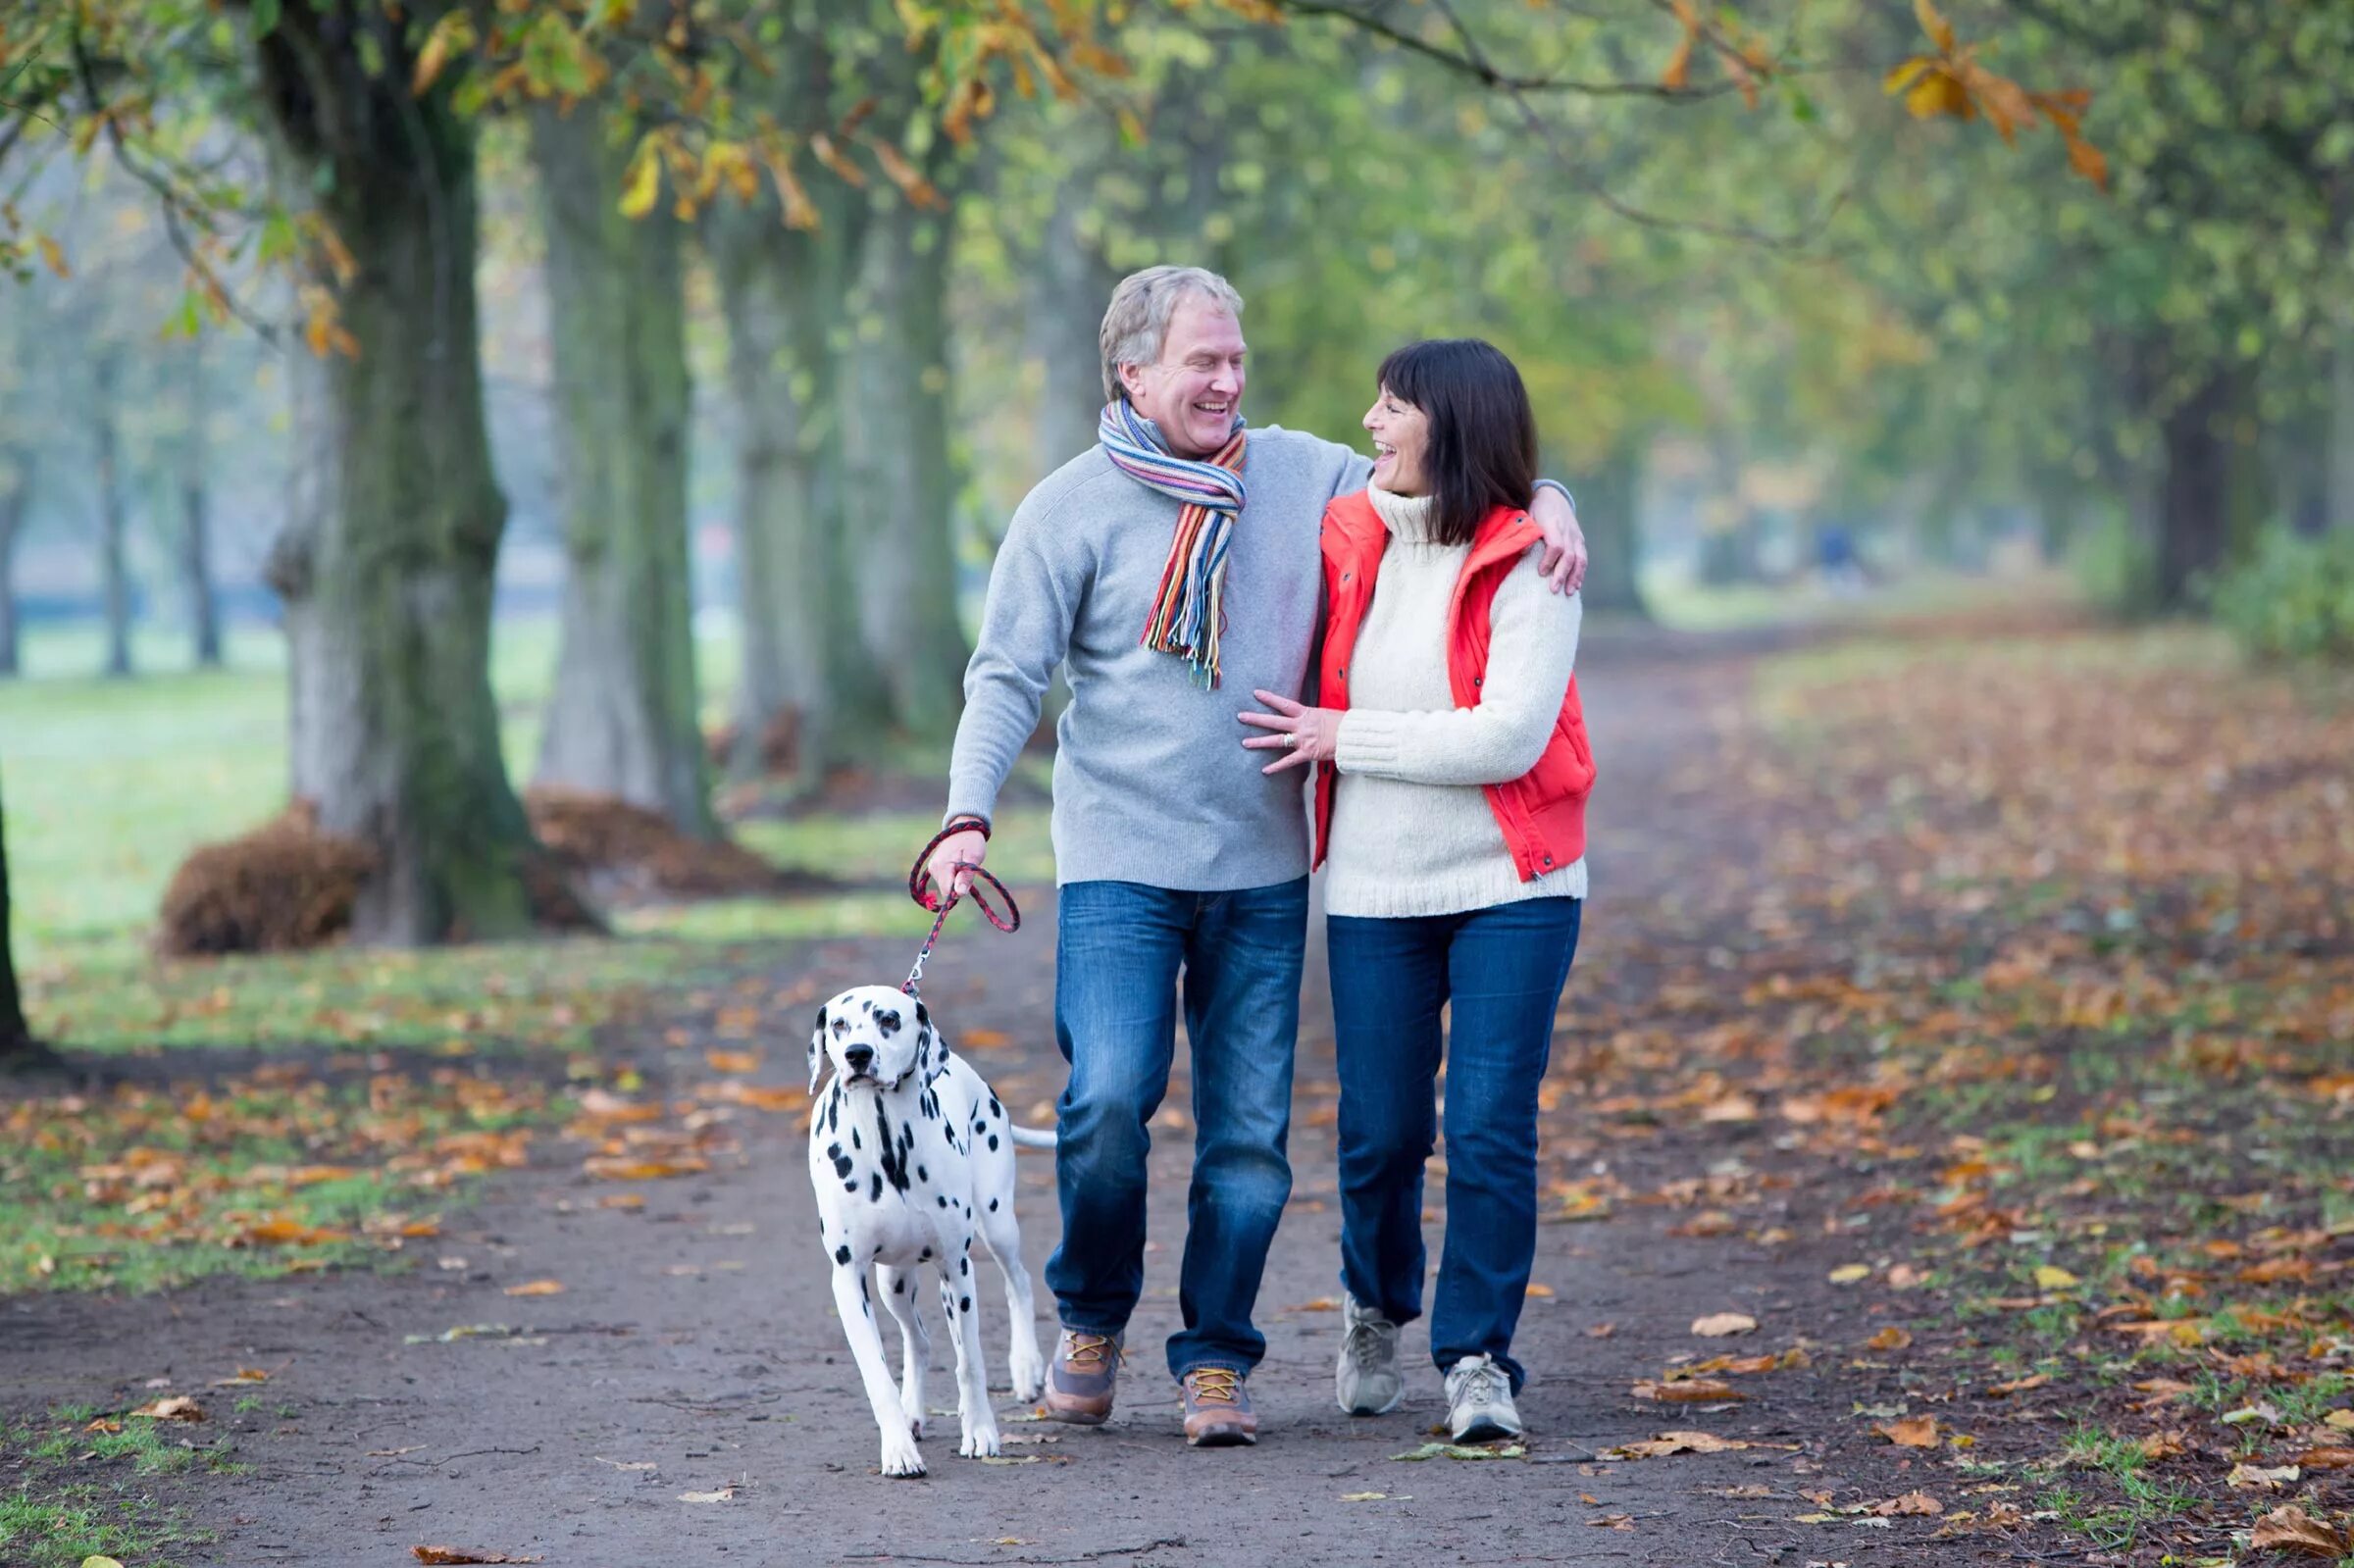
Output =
[{"x1": 902, "y1": 822, "x2": 1021, "y2": 996}]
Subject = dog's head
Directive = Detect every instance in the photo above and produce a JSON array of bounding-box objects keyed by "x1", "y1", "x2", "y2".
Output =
[{"x1": 808, "y1": 985, "x2": 948, "y2": 1094}]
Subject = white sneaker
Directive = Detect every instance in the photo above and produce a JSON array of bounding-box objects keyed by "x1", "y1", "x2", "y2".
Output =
[
  {"x1": 1444, "y1": 1353, "x2": 1522, "y2": 1442},
  {"x1": 1335, "y1": 1293, "x2": 1404, "y2": 1416}
]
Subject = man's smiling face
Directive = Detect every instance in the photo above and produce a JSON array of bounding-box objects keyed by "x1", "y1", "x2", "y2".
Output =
[{"x1": 1118, "y1": 291, "x2": 1247, "y2": 459}]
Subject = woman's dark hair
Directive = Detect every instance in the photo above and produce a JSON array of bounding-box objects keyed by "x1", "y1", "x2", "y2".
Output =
[{"x1": 1375, "y1": 337, "x2": 1538, "y2": 548}]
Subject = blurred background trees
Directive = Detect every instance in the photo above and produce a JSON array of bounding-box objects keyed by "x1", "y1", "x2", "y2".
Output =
[{"x1": 0, "y1": 0, "x2": 2348, "y2": 974}]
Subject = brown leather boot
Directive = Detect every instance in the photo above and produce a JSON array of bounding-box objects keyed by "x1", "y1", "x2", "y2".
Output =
[
  {"x1": 1041, "y1": 1329, "x2": 1123, "y2": 1425},
  {"x1": 1179, "y1": 1366, "x2": 1257, "y2": 1447}
]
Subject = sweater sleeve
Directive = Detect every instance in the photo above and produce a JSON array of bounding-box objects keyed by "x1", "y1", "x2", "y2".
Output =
[
  {"x1": 944, "y1": 487, "x2": 1090, "y2": 828},
  {"x1": 1334, "y1": 548, "x2": 1581, "y2": 786}
]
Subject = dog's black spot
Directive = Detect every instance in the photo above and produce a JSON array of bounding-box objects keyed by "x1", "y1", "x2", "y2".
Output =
[
  {"x1": 875, "y1": 1102, "x2": 911, "y2": 1194},
  {"x1": 919, "y1": 1247, "x2": 932, "y2": 1261},
  {"x1": 936, "y1": 1194, "x2": 947, "y2": 1208},
  {"x1": 916, "y1": 1165, "x2": 929, "y2": 1184},
  {"x1": 870, "y1": 1173, "x2": 883, "y2": 1201},
  {"x1": 894, "y1": 1277, "x2": 905, "y2": 1293},
  {"x1": 989, "y1": 1197, "x2": 998, "y2": 1212},
  {"x1": 959, "y1": 1256, "x2": 969, "y2": 1276},
  {"x1": 989, "y1": 1096, "x2": 1002, "y2": 1118},
  {"x1": 874, "y1": 1008, "x2": 901, "y2": 1037},
  {"x1": 851, "y1": 1127, "x2": 861, "y2": 1150},
  {"x1": 844, "y1": 1180, "x2": 857, "y2": 1192},
  {"x1": 834, "y1": 1244, "x2": 850, "y2": 1265},
  {"x1": 859, "y1": 998, "x2": 871, "y2": 1014},
  {"x1": 959, "y1": 1295, "x2": 972, "y2": 1314},
  {"x1": 873, "y1": 1243, "x2": 882, "y2": 1258},
  {"x1": 915, "y1": 1000, "x2": 930, "y2": 1025},
  {"x1": 988, "y1": 1134, "x2": 999, "y2": 1152}
]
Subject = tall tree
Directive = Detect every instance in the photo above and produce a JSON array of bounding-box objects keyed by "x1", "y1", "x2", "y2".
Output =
[
  {"x1": 253, "y1": 3, "x2": 546, "y2": 943},
  {"x1": 90, "y1": 346, "x2": 134, "y2": 677},
  {"x1": 528, "y1": 102, "x2": 712, "y2": 836},
  {"x1": 176, "y1": 334, "x2": 222, "y2": 668}
]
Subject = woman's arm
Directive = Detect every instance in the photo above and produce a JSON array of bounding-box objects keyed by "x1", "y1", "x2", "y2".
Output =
[{"x1": 1335, "y1": 552, "x2": 1581, "y2": 787}]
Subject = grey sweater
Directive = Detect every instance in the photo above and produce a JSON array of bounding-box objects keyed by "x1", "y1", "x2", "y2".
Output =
[{"x1": 947, "y1": 428, "x2": 1370, "y2": 891}]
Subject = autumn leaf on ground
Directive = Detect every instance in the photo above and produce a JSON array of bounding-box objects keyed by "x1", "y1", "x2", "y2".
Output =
[
  {"x1": 80, "y1": 1557, "x2": 124, "y2": 1568},
  {"x1": 1984, "y1": 1373, "x2": 2049, "y2": 1396},
  {"x1": 130, "y1": 1395, "x2": 204, "y2": 1422},
  {"x1": 2249, "y1": 1505, "x2": 2346, "y2": 1557},
  {"x1": 2031, "y1": 1265, "x2": 2078, "y2": 1290},
  {"x1": 2292, "y1": 1447, "x2": 2354, "y2": 1472},
  {"x1": 1604, "y1": 1431, "x2": 1783, "y2": 1459},
  {"x1": 2226, "y1": 1462, "x2": 2300, "y2": 1491},
  {"x1": 1691, "y1": 1311, "x2": 1758, "y2": 1337},
  {"x1": 1867, "y1": 1326, "x2": 1913, "y2": 1351},
  {"x1": 2327, "y1": 1409, "x2": 2354, "y2": 1431},
  {"x1": 1339, "y1": 1492, "x2": 1391, "y2": 1501},
  {"x1": 2137, "y1": 1430, "x2": 2188, "y2": 1460},
  {"x1": 502, "y1": 1280, "x2": 565, "y2": 1297},
  {"x1": 1873, "y1": 1416, "x2": 1938, "y2": 1447},
  {"x1": 1828, "y1": 1264, "x2": 1870, "y2": 1285},
  {"x1": 1632, "y1": 1379, "x2": 1743, "y2": 1403},
  {"x1": 413, "y1": 1550, "x2": 544, "y2": 1566},
  {"x1": 1869, "y1": 1492, "x2": 1941, "y2": 1516},
  {"x1": 211, "y1": 1368, "x2": 270, "y2": 1386},
  {"x1": 678, "y1": 1486, "x2": 737, "y2": 1502},
  {"x1": 1585, "y1": 1514, "x2": 1636, "y2": 1530},
  {"x1": 1392, "y1": 1442, "x2": 1526, "y2": 1461}
]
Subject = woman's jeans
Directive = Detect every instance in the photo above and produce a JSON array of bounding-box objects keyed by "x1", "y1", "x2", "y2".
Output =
[
  {"x1": 1047, "y1": 877, "x2": 1308, "y2": 1379},
  {"x1": 1327, "y1": 895, "x2": 1582, "y2": 1391}
]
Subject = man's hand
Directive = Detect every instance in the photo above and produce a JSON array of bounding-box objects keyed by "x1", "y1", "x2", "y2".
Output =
[
  {"x1": 1528, "y1": 485, "x2": 1588, "y2": 595},
  {"x1": 924, "y1": 828, "x2": 989, "y2": 903}
]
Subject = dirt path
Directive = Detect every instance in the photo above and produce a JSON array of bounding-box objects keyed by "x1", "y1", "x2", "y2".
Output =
[{"x1": 6, "y1": 645, "x2": 2009, "y2": 1567}]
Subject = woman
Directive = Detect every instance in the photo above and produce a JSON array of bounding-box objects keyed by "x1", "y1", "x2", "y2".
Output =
[{"x1": 1239, "y1": 338, "x2": 1594, "y2": 1441}]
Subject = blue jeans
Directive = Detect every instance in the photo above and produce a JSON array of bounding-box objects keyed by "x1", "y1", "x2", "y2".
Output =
[
  {"x1": 1048, "y1": 877, "x2": 1307, "y2": 1379},
  {"x1": 1327, "y1": 896, "x2": 1582, "y2": 1391}
]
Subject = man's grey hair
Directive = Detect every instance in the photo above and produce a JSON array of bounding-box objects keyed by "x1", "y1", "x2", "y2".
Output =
[{"x1": 1100, "y1": 266, "x2": 1246, "y2": 404}]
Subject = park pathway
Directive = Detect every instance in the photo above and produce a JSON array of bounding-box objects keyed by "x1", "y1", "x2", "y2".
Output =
[{"x1": 6, "y1": 636, "x2": 1989, "y2": 1568}]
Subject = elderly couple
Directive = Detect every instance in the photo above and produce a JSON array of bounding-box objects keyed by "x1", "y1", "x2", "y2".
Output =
[{"x1": 923, "y1": 265, "x2": 1596, "y2": 1449}]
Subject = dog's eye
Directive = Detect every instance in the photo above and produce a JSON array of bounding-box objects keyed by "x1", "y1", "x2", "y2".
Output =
[
  {"x1": 832, "y1": 1018, "x2": 848, "y2": 1036},
  {"x1": 875, "y1": 1010, "x2": 901, "y2": 1036}
]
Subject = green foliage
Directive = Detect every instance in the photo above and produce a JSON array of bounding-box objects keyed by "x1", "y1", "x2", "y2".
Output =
[
  {"x1": 2209, "y1": 525, "x2": 2354, "y2": 663},
  {"x1": 2071, "y1": 513, "x2": 2161, "y2": 620}
]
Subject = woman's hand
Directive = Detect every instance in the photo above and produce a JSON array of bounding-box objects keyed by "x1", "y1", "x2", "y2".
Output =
[
  {"x1": 1528, "y1": 486, "x2": 1588, "y2": 595},
  {"x1": 1239, "y1": 689, "x2": 1342, "y2": 774}
]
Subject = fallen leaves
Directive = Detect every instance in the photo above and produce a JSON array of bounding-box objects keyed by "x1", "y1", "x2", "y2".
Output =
[
  {"x1": 2226, "y1": 1462, "x2": 2301, "y2": 1491},
  {"x1": 2251, "y1": 1506, "x2": 2349, "y2": 1558},
  {"x1": 1690, "y1": 1311, "x2": 1758, "y2": 1337},
  {"x1": 1983, "y1": 1373, "x2": 2049, "y2": 1396},
  {"x1": 1392, "y1": 1442, "x2": 1526, "y2": 1461},
  {"x1": 1603, "y1": 1430, "x2": 1797, "y2": 1460},
  {"x1": 413, "y1": 1550, "x2": 544, "y2": 1566},
  {"x1": 677, "y1": 1486, "x2": 737, "y2": 1502},
  {"x1": 1631, "y1": 1379, "x2": 1744, "y2": 1403},
  {"x1": 583, "y1": 1156, "x2": 709, "y2": 1182},
  {"x1": 129, "y1": 1395, "x2": 204, "y2": 1422},
  {"x1": 1869, "y1": 1492, "x2": 1942, "y2": 1516},
  {"x1": 501, "y1": 1279, "x2": 565, "y2": 1297},
  {"x1": 1866, "y1": 1326, "x2": 1913, "y2": 1351},
  {"x1": 1827, "y1": 1264, "x2": 1870, "y2": 1285},
  {"x1": 1873, "y1": 1416, "x2": 1939, "y2": 1448}
]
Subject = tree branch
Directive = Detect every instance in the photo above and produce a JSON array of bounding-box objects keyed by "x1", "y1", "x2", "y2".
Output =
[{"x1": 1273, "y1": 0, "x2": 1743, "y2": 100}]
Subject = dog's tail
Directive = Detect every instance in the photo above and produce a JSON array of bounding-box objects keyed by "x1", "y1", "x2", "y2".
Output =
[{"x1": 1007, "y1": 1123, "x2": 1057, "y2": 1150}]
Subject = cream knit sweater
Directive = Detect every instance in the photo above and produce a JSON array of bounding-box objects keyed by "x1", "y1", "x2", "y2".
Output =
[{"x1": 1322, "y1": 485, "x2": 1587, "y2": 919}]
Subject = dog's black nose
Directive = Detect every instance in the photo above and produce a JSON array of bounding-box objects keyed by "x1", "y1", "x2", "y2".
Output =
[{"x1": 844, "y1": 1043, "x2": 875, "y2": 1072}]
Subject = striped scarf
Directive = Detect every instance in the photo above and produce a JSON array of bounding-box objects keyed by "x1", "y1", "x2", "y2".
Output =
[{"x1": 1099, "y1": 399, "x2": 1248, "y2": 688}]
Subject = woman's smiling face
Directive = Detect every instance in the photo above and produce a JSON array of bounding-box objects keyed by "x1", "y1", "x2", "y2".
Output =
[{"x1": 1363, "y1": 384, "x2": 1431, "y2": 496}]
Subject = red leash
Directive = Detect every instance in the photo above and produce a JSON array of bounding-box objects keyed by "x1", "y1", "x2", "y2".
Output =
[{"x1": 902, "y1": 820, "x2": 1020, "y2": 996}]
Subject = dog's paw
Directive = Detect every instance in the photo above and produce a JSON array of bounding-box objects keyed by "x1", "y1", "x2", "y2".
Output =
[
  {"x1": 959, "y1": 1422, "x2": 1002, "y2": 1460},
  {"x1": 1006, "y1": 1354, "x2": 1047, "y2": 1405},
  {"x1": 880, "y1": 1430, "x2": 927, "y2": 1477},
  {"x1": 900, "y1": 1405, "x2": 926, "y2": 1442}
]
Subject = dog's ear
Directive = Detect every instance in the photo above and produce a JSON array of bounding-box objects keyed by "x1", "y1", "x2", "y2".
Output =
[
  {"x1": 807, "y1": 1004, "x2": 830, "y2": 1096},
  {"x1": 915, "y1": 1001, "x2": 951, "y2": 1085}
]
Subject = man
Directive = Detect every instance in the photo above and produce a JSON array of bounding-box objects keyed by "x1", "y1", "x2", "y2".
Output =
[{"x1": 927, "y1": 266, "x2": 1586, "y2": 1447}]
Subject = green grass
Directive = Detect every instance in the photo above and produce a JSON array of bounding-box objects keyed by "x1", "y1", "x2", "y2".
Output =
[{"x1": 1, "y1": 1404, "x2": 222, "y2": 1568}]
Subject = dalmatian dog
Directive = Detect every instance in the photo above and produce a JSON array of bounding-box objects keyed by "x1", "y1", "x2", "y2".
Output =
[{"x1": 807, "y1": 984, "x2": 1055, "y2": 1477}]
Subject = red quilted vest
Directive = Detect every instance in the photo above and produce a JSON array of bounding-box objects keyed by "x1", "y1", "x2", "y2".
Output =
[{"x1": 1311, "y1": 489, "x2": 1596, "y2": 883}]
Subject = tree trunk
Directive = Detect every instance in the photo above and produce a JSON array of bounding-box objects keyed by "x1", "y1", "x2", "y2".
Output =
[
  {"x1": 2155, "y1": 370, "x2": 2240, "y2": 610},
  {"x1": 2328, "y1": 312, "x2": 2354, "y2": 532},
  {"x1": 1569, "y1": 439, "x2": 1650, "y2": 618},
  {"x1": 842, "y1": 190, "x2": 970, "y2": 739},
  {"x1": 1025, "y1": 198, "x2": 1114, "y2": 481},
  {"x1": 706, "y1": 177, "x2": 869, "y2": 786},
  {"x1": 179, "y1": 340, "x2": 223, "y2": 669},
  {"x1": 0, "y1": 453, "x2": 27, "y2": 678},
  {"x1": 93, "y1": 350, "x2": 132, "y2": 679},
  {"x1": 255, "y1": 7, "x2": 552, "y2": 946},
  {"x1": 0, "y1": 762, "x2": 54, "y2": 1075},
  {"x1": 527, "y1": 104, "x2": 712, "y2": 837}
]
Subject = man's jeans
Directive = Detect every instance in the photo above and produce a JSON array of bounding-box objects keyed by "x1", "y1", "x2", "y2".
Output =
[
  {"x1": 1047, "y1": 877, "x2": 1307, "y2": 1379},
  {"x1": 1326, "y1": 895, "x2": 1583, "y2": 1392}
]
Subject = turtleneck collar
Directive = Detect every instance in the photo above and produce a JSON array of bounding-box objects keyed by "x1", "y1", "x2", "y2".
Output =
[{"x1": 1366, "y1": 484, "x2": 1447, "y2": 545}]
